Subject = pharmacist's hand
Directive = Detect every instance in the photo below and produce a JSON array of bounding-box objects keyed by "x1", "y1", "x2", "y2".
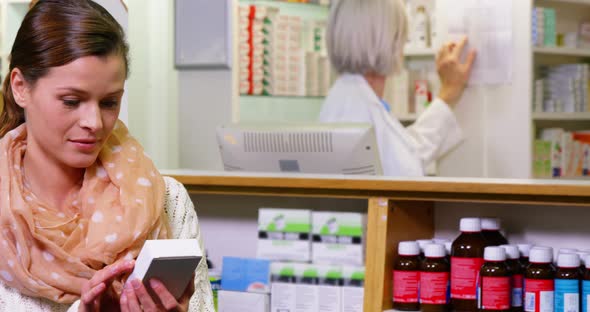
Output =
[
  {"x1": 120, "y1": 275, "x2": 194, "y2": 312},
  {"x1": 78, "y1": 260, "x2": 135, "y2": 312},
  {"x1": 436, "y1": 36, "x2": 477, "y2": 108}
]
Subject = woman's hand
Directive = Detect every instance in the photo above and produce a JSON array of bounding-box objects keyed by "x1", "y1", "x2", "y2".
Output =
[
  {"x1": 120, "y1": 276, "x2": 194, "y2": 312},
  {"x1": 78, "y1": 260, "x2": 135, "y2": 312},
  {"x1": 436, "y1": 36, "x2": 477, "y2": 107}
]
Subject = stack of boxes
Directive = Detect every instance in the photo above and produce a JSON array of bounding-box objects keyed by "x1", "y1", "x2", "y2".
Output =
[
  {"x1": 262, "y1": 14, "x2": 305, "y2": 96},
  {"x1": 534, "y1": 129, "x2": 590, "y2": 178},
  {"x1": 255, "y1": 208, "x2": 366, "y2": 312},
  {"x1": 239, "y1": 5, "x2": 335, "y2": 97},
  {"x1": 532, "y1": 7, "x2": 556, "y2": 47},
  {"x1": 534, "y1": 64, "x2": 589, "y2": 113},
  {"x1": 305, "y1": 20, "x2": 332, "y2": 97},
  {"x1": 239, "y1": 5, "x2": 279, "y2": 95}
]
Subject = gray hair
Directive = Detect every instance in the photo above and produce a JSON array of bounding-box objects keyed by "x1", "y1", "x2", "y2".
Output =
[{"x1": 327, "y1": 0, "x2": 407, "y2": 76}]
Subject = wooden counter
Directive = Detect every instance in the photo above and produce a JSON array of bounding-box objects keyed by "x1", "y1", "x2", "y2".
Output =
[{"x1": 163, "y1": 170, "x2": 590, "y2": 311}]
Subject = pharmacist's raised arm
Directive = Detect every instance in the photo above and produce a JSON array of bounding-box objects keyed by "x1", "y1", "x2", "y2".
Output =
[{"x1": 436, "y1": 36, "x2": 477, "y2": 108}]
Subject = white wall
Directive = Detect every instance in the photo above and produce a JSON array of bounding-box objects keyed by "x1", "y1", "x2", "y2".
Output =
[
  {"x1": 127, "y1": 0, "x2": 179, "y2": 169},
  {"x1": 178, "y1": 70, "x2": 233, "y2": 170},
  {"x1": 437, "y1": 0, "x2": 532, "y2": 178}
]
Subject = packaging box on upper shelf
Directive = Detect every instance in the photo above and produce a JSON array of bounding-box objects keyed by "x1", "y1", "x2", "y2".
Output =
[
  {"x1": 219, "y1": 291, "x2": 270, "y2": 312},
  {"x1": 221, "y1": 257, "x2": 271, "y2": 293},
  {"x1": 311, "y1": 212, "x2": 366, "y2": 266},
  {"x1": 341, "y1": 265, "x2": 365, "y2": 312},
  {"x1": 257, "y1": 209, "x2": 311, "y2": 262}
]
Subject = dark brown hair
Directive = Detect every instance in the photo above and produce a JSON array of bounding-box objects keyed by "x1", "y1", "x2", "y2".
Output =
[{"x1": 0, "y1": 0, "x2": 129, "y2": 137}]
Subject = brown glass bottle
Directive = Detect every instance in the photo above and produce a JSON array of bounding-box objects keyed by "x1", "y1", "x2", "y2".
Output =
[
  {"x1": 501, "y1": 246, "x2": 524, "y2": 312},
  {"x1": 524, "y1": 247, "x2": 555, "y2": 312},
  {"x1": 479, "y1": 247, "x2": 511, "y2": 312},
  {"x1": 421, "y1": 244, "x2": 450, "y2": 312},
  {"x1": 481, "y1": 218, "x2": 508, "y2": 246},
  {"x1": 451, "y1": 218, "x2": 486, "y2": 312},
  {"x1": 393, "y1": 241, "x2": 421, "y2": 311}
]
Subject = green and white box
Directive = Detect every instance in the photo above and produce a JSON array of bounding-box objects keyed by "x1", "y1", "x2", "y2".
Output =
[
  {"x1": 312, "y1": 212, "x2": 365, "y2": 266},
  {"x1": 294, "y1": 264, "x2": 319, "y2": 312},
  {"x1": 270, "y1": 262, "x2": 297, "y2": 312},
  {"x1": 317, "y1": 264, "x2": 343, "y2": 312},
  {"x1": 258, "y1": 208, "x2": 311, "y2": 262},
  {"x1": 341, "y1": 266, "x2": 365, "y2": 312}
]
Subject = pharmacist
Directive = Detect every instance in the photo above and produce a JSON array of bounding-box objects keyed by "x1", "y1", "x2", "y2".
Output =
[{"x1": 319, "y1": 0, "x2": 476, "y2": 176}]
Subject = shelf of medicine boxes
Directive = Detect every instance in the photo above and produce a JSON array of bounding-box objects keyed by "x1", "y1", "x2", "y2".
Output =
[
  {"x1": 533, "y1": 112, "x2": 590, "y2": 120},
  {"x1": 163, "y1": 169, "x2": 590, "y2": 312}
]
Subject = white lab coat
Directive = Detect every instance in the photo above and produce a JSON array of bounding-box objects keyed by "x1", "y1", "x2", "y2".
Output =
[{"x1": 319, "y1": 73, "x2": 464, "y2": 176}]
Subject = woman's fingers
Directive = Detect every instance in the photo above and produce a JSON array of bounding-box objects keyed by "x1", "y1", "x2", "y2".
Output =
[
  {"x1": 124, "y1": 282, "x2": 143, "y2": 312},
  {"x1": 81, "y1": 282, "x2": 106, "y2": 304},
  {"x1": 130, "y1": 279, "x2": 158, "y2": 311},
  {"x1": 89, "y1": 260, "x2": 135, "y2": 288},
  {"x1": 150, "y1": 279, "x2": 180, "y2": 310}
]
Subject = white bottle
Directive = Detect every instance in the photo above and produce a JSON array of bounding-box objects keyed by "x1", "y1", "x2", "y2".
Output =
[
  {"x1": 413, "y1": 6, "x2": 430, "y2": 49},
  {"x1": 430, "y1": 12, "x2": 437, "y2": 47}
]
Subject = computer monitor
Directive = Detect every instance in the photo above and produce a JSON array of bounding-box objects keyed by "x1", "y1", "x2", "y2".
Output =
[{"x1": 216, "y1": 123, "x2": 382, "y2": 175}]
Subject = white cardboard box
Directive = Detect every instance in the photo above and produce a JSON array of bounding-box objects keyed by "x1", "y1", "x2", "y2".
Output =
[
  {"x1": 312, "y1": 212, "x2": 366, "y2": 266},
  {"x1": 219, "y1": 291, "x2": 270, "y2": 312},
  {"x1": 257, "y1": 209, "x2": 311, "y2": 262},
  {"x1": 128, "y1": 239, "x2": 201, "y2": 299}
]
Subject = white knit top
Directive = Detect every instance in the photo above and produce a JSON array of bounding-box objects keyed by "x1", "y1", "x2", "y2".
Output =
[{"x1": 0, "y1": 177, "x2": 215, "y2": 312}]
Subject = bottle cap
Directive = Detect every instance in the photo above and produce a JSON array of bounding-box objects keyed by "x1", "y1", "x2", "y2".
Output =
[
  {"x1": 398, "y1": 241, "x2": 420, "y2": 256},
  {"x1": 484, "y1": 246, "x2": 506, "y2": 262},
  {"x1": 558, "y1": 248, "x2": 578, "y2": 254},
  {"x1": 529, "y1": 247, "x2": 553, "y2": 263},
  {"x1": 481, "y1": 218, "x2": 501, "y2": 230},
  {"x1": 517, "y1": 244, "x2": 532, "y2": 257},
  {"x1": 432, "y1": 238, "x2": 450, "y2": 244},
  {"x1": 416, "y1": 239, "x2": 433, "y2": 252},
  {"x1": 460, "y1": 218, "x2": 481, "y2": 232},
  {"x1": 444, "y1": 242, "x2": 452, "y2": 255},
  {"x1": 425, "y1": 244, "x2": 446, "y2": 258},
  {"x1": 500, "y1": 245, "x2": 520, "y2": 260},
  {"x1": 557, "y1": 253, "x2": 580, "y2": 268}
]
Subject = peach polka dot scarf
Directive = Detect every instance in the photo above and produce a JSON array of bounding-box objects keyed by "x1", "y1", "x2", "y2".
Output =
[{"x1": 0, "y1": 121, "x2": 168, "y2": 303}]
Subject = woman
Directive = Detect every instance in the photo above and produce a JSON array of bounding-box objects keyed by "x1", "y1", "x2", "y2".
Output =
[
  {"x1": 0, "y1": 0, "x2": 214, "y2": 311},
  {"x1": 320, "y1": 0, "x2": 476, "y2": 176}
]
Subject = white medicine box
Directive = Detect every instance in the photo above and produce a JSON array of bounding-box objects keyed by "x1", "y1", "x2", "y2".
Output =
[
  {"x1": 257, "y1": 208, "x2": 311, "y2": 262},
  {"x1": 311, "y1": 212, "x2": 366, "y2": 266}
]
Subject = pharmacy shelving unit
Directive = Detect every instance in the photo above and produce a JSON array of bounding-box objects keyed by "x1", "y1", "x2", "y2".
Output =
[
  {"x1": 531, "y1": 0, "x2": 590, "y2": 178},
  {"x1": 233, "y1": 0, "x2": 437, "y2": 126},
  {"x1": 0, "y1": 0, "x2": 29, "y2": 82},
  {"x1": 166, "y1": 170, "x2": 590, "y2": 312}
]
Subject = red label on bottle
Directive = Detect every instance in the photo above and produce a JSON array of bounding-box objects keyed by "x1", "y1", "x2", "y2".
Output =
[
  {"x1": 481, "y1": 276, "x2": 511, "y2": 310},
  {"x1": 524, "y1": 279, "x2": 554, "y2": 312},
  {"x1": 393, "y1": 271, "x2": 420, "y2": 303},
  {"x1": 514, "y1": 274, "x2": 523, "y2": 289},
  {"x1": 451, "y1": 257, "x2": 484, "y2": 299},
  {"x1": 420, "y1": 272, "x2": 450, "y2": 304}
]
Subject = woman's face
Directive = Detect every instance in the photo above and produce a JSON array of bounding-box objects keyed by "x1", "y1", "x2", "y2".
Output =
[{"x1": 17, "y1": 54, "x2": 125, "y2": 169}]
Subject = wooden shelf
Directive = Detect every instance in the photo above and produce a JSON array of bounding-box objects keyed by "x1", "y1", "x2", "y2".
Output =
[
  {"x1": 537, "y1": 0, "x2": 590, "y2": 5},
  {"x1": 164, "y1": 170, "x2": 590, "y2": 205},
  {"x1": 404, "y1": 48, "x2": 436, "y2": 57},
  {"x1": 533, "y1": 47, "x2": 590, "y2": 57},
  {"x1": 533, "y1": 112, "x2": 590, "y2": 121}
]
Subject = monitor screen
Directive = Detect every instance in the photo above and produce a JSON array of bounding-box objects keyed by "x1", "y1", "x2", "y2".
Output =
[{"x1": 216, "y1": 123, "x2": 382, "y2": 175}]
